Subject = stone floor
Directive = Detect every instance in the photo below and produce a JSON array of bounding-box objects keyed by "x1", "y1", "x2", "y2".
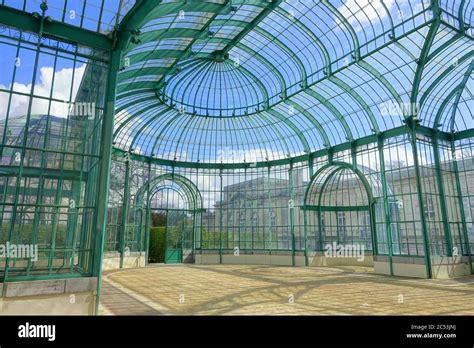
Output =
[{"x1": 99, "y1": 264, "x2": 474, "y2": 315}]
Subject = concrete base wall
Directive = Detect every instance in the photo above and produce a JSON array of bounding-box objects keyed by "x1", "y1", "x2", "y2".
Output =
[
  {"x1": 374, "y1": 261, "x2": 428, "y2": 278},
  {"x1": 195, "y1": 253, "x2": 305, "y2": 266},
  {"x1": 0, "y1": 277, "x2": 97, "y2": 315},
  {"x1": 308, "y1": 255, "x2": 373, "y2": 267},
  {"x1": 98, "y1": 249, "x2": 473, "y2": 279},
  {"x1": 196, "y1": 253, "x2": 473, "y2": 279},
  {"x1": 431, "y1": 256, "x2": 472, "y2": 279},
  {"x1": 195, "y1": 253, "x2": 373, "y2": 267},
  {"x1": 102, "y1": 251, "x2": 146, "y2": 271},
  {"x1": 102, "y1": 250, "x2": 197, "y2": 269},
  {"x1": 196, "y1": 251, "x2": 373, "y2": 268},
  {"x1": 373, "y1": 255, "x2": 472, "y2": 279},
  {"x1": 374, "y1": 255, "x2": 428, "y2": 278}
]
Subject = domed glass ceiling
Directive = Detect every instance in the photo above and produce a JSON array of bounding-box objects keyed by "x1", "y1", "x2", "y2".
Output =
[
  {"x1": 113, "y1": 0, "x2": 474, "y2": 165},
  {"x1": 159, "y1": 57, "x2": 269, "y2": 117}
]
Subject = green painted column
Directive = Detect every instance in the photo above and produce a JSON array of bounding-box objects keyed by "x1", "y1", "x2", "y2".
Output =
[
  {"x1": 377, "y1": 136, "x2": 394, "y2": 275},
  {"x1": 92, "y1": 49, "x2": 122, "y2": 314},
  {"x1": 144, "y1": 161, "x2": 152, "y2": 265},
  {"x1": 303, "y1": 206, "x2": 308, "y2": 266},
  {"x1": 409, "y1": 121, "x2": 433, "y2": 278},
  {"x1": 304, "y1": 156, "x2": 314, "y2": 266},
  {"x1": 289, "y1": 163, "x2": 296, "y2": 266},
  {"x1": 432, "y1": 135, "x2": 453, "y2": 256}
]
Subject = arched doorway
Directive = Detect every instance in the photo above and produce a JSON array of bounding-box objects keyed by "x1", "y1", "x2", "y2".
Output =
[
  {"x1": 135, "y1": 174, "x2": 204, "y2": 264},
  {"x1": 303, "y1": 162, "x2": 380, "y2": 266}
]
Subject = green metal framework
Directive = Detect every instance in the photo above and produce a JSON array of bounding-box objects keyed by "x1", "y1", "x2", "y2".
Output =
[
  {"x1": 303, "y1": 162, "x2": 378, "y2": 253},
  {"x1": 0, "y1": 0, "x2": 472, "y2": 296}
]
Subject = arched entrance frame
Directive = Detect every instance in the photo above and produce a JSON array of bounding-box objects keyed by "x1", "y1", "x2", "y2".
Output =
[
  {"x1": 302, "y1": 162, "x2": 379, "y2": 266},
  {"x1": 134, "y1": 173, "x2": 204, "y2": 264}
]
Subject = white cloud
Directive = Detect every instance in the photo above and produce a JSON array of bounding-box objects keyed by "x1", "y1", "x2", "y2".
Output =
[
  {"x1": 337, "y1": 0, "x2": 395, "y2": 32},
  {"x1": 0, "y1": 64, "x2": 86, "y2": 119}
]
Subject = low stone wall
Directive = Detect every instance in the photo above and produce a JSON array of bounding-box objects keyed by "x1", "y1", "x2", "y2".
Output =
[
  {"x1": 0, "y1": 277, "x2": 97, "y2": 315},
  {"x1": 99, "y1": 249, "x2": 473, "y2": 279},
  {"x1": 431, "y1": 256, "x2": 472, "y2": 279},
  {"x1": 102, "y1": 251, "x2": 146, "y2": 271},
  {"x1": 196, "y1": 250, "x2": 374, "y2": 268},
  {"x1": 307, "y1": 251, "x2": 374, "y2": 267},
  {"x1": 373, "y1": 255, "x2": 472, "y2": 279},
  {"x1": 195, "y1": 252, "x2": 305, "y2": 266},
  {"x1": 196, "y1": 252, "x2": 473, "y2": 279},
  {"x1": 374, "y1": 255, "x2": 428, "y2": 278}
]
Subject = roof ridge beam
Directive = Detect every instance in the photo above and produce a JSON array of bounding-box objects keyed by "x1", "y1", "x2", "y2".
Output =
[
  {"x1": 0, "y1": 4, "x2": 112, "y2": 50},
  {"x1": 410, "y1": 0, "x2": 441, "y2": 118},
  {"x1": 448, "y1": 59, "x2": 474, "y2": 132}
]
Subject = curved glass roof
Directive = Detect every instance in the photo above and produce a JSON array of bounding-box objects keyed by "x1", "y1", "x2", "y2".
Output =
[{"x1": 113, "y1": 0, "x2": 474, "y2": 165}]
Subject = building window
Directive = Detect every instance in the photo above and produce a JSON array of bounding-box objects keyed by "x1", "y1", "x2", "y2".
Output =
[
  {"x1": 337, "y1": 211, "x2": 346, "y2": 240},
  {"x1": 320, "y1": 213, "x2": 326, "y2": 234},
  {"x1": 239, "y1": 212, "x2": 245, "y2": 227},
  {"x1": 252, "y1": 212, "x2": 258, "y2": 225},
  {"x1": 359, "y1": 211, "x2": 371, "y2": 241},
  {"x1": 423, "y1": 196, "x2": 436, "y2": 220},
  {"x1": 270, "y1": 210, "x2": 276, "y2": 230}
]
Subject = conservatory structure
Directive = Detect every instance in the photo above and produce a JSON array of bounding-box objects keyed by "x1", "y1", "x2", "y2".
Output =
[{"x1": 0, "y1": 0, "x2": 472, "y2": 315}]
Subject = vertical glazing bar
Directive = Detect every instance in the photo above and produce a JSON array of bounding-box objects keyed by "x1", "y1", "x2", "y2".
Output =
[
  {"x1": 318, "y1": 207, "x2": 324, "y2": 251},
  {"x1": 144, "y1": 161, "x2": 152, "y2": 265},
  {"x1": 304, "y1": 156, "x2": 313, "y2": 266},
  {"x1": 451, "y1": 140, "x2": 473, "y2": 274},
  {"x1": 289, "y1": 163, "x2": 295, "y2": 266},
  {"x1": 378, "y1": 136, "x2": 393, "y2": 275},
  {"x1": 303, "y1": 207, "x2": 308, "y2": 266},
  {"x1": 243, "y1": 168, "x2": 246, "y2": 251},
  {"x1": 267, "y1": 166, "x2": 273, "y2": 253},
  {"x1": 119, "y1": 158, "x2": 130, "y2": 268},
  {"x1": 144, "y1": 176, "x2": 151, "y2": 265},
  {"x1": 68, "y1": 180, "x2": 81, "y2": 272},
  {"x1": 219, "y1": 169, "x2": 223, "y2": 264}
]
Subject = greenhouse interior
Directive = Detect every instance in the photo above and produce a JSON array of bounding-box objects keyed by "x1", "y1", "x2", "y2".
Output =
[{"x1": 0, "y1": 0, "x2": 473, "y2": 316}]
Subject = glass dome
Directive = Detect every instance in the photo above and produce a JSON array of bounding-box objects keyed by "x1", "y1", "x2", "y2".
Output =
[
  {"x1": 159, "y1": 56, "x2": 269, "y2": 117},
  {"x1": 112, "y1": 0, "x2": 473, "y2": 166}
]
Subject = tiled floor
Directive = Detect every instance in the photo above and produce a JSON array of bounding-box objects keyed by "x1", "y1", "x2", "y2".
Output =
[{"x1": 99, "y1": 264, "x2": 474, "y2": 315}]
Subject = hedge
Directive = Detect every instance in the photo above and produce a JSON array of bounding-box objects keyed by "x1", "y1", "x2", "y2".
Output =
[{"x1": 149, "y1": 227, "x2": 166, "y2": 263}]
